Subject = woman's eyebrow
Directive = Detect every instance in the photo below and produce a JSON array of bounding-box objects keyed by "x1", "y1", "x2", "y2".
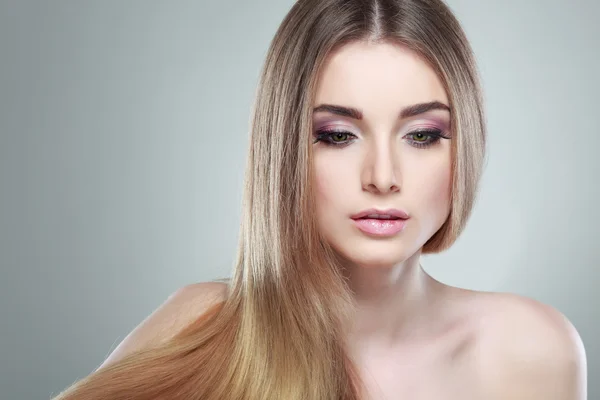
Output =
[{"x1": 312, "y1": 101, "x2": 451, "y2": 120}]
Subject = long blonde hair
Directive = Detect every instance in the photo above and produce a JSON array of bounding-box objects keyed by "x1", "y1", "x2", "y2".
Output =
[{"x1": 53, "y1": 0, "x2": 486, "y2": 398}]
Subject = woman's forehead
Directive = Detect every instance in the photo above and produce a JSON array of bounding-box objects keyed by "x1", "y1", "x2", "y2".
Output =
[{"x1": 313, "y1": 41, "x2": 449, "y2": 118}]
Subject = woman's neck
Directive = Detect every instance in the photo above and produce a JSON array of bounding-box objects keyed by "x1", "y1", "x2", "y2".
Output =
[{"x1": 342, "y1": 251, "x2": 450, "y2": 352}]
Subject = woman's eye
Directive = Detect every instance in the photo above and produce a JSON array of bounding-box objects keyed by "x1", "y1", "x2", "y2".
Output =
[
  {"x1": 313, "y1": 130, "x2": 356, "y2": 146},
  {"x1": 411, "y1": 132, "x2": 429, "y2": 142},
  {"x1": 331, "y1": 132, "x2": 350, "y2": 142},
  {"x1": 405, "y1": 129, "x2": 447, "y2": 148}
]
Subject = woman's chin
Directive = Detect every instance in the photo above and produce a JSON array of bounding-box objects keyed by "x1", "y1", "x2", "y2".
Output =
[
  {"x1": 356, "y1": 258, "x2": 404, "y2": 269},
  {"x1": 336, "y1": 248, "x2": 412, "y2": 269}
]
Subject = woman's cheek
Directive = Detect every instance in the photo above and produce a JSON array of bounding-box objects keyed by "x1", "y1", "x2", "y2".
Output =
[
  {"x1": 421, "y1": 166, "x2": 452, "y2": 227},
  {"x1": 313, "y1": 156, "x2": 340, "y2": 203}
]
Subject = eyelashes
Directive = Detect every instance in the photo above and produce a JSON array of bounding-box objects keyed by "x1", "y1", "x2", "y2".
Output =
[{"x1": 313, "y1": 128, "x2": 451, "y2": 149}]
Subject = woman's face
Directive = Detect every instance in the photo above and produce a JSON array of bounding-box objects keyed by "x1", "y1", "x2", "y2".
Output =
[{"x1": 311, "y1": 41, "x2": 452, "y2": 268}]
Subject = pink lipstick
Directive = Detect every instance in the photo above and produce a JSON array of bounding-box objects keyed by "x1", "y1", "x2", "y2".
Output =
[{"x1": 350, "y1": 208, "x2": 409, "y2": 237}]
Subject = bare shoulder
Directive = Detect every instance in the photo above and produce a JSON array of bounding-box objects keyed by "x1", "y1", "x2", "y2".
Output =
[
  {"x1": 468, "y1": 291, "x2": 587, "y2": 399},
  {"x1": 97, "y1": 281, "x2": 228, "y2": 370}
]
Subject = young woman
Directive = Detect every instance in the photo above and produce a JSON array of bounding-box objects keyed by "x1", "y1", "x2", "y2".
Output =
[{"x1": 53, "y1": 0, "x2": 586, "y2": 398}]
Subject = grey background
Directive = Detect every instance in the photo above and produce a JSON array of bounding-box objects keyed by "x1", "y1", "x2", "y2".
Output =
[{"x1": 0, "y1": 1, "x2": 597, "y2": 398}]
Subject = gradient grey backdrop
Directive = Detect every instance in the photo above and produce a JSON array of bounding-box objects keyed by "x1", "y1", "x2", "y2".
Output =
[{"x1": 1, "y1": 1, "x2": 598, "y2": 398}]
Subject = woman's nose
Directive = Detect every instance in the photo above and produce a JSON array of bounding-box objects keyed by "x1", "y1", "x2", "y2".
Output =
[{"x1": 361, "y1": 143, "x2": 400, "y2": 194}]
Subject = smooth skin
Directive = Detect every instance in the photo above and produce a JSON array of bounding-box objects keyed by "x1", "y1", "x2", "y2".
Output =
[{"x1": 99, "y1": 42, "x2": 587, "y2": 399}]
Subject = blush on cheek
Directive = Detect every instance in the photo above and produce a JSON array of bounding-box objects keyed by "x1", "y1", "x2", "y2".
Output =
[
  {"x1": 312, "y1": 171, "x2": 332, "y2": 225},
  {"x1": 314, "y1": 171, "x2": 329, "y2": 201},
  {"x1": 313, "y1": 159, "x2": 337, "y2": 200},
  {"x1": 431, "y1": 171, "x2": 452, "y2": 217}
]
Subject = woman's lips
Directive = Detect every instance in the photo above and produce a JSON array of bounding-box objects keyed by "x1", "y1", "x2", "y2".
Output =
[
  {"x1": 350, "y1": 208, "x2": 409, "y2": 220},
  {"x1": 352, "y1": 218, "x2": 407, "y2": 237}
]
